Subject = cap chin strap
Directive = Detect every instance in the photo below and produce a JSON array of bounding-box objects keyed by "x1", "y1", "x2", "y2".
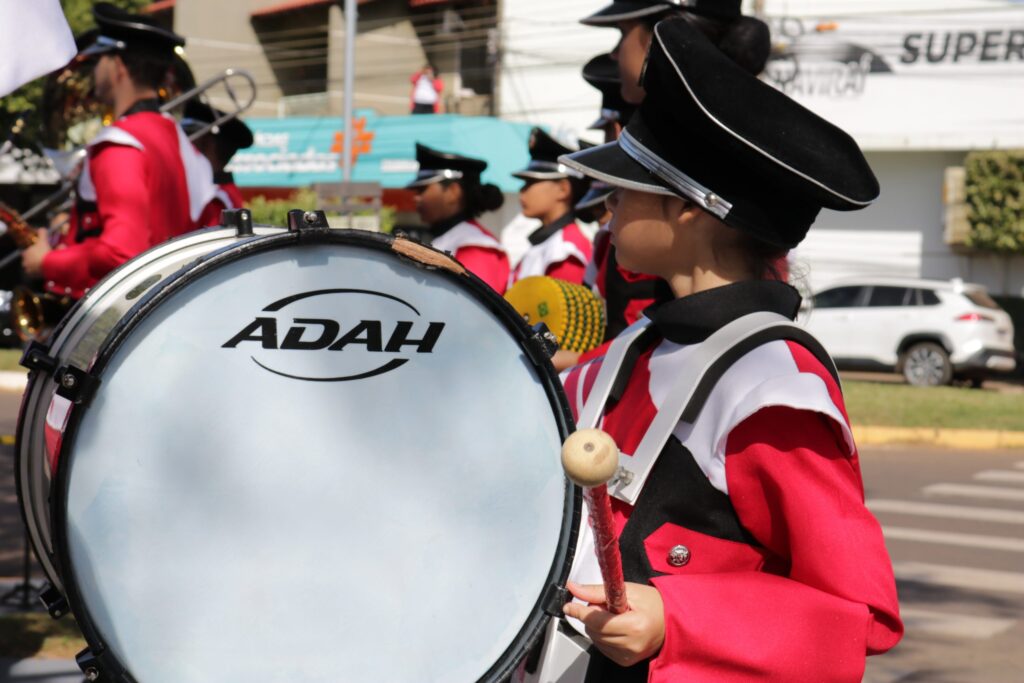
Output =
[{"x1": 619, "y1": 129, "x2": 732, "y2": 219}]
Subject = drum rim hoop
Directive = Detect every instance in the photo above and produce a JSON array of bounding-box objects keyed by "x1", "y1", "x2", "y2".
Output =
[{"x1": 50, "y1": 228, "x2": 581, "y2": 682}]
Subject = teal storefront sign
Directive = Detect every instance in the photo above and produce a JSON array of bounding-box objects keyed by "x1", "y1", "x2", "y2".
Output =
[{"x1": 228, "y1": 111, "x2": 535, "y2": 193}]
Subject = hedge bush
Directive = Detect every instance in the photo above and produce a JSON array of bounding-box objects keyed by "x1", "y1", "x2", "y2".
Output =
[{"x1": 965, "y1": 150, "x2": 1024, "y2": 252}]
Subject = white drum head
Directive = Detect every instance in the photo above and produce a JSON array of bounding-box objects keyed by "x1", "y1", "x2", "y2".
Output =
[{"x1": 58, "y1": 237, "x2": 572, "y2": 682}]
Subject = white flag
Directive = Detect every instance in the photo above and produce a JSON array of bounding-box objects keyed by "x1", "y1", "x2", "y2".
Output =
[{"x1": 0, "y1": 0, "x2": 76, "y2": 98}]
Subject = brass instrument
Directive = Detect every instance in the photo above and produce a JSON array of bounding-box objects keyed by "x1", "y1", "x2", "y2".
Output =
[{"x1": 7, "y1": 67, "x2": 257, "y2": 343}]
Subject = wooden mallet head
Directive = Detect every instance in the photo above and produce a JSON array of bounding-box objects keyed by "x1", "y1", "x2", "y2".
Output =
[{"x1": 561, "y1": 429, "x2": 620, "y2": 488}]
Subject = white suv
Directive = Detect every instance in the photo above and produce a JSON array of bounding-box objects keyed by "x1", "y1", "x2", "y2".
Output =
[{"x1": 799, "y1": 278, "x2": 1017, "y2": 386}]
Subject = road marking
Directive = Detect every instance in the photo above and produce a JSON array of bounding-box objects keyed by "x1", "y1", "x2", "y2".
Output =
[
  {"x1": 868, "y1": 499, "x2": 1024, "y2": 524},
  {"x1": 924, "y1": 483, "x2": 1024, "y2": 502},
  {"x1": 974, "y1": 470, "x2": 1024, "y2": 485},
  {"x1": 893, "y1": 561, "x2": 1024, "y2": 595},
  {"x1": 900, "y1": 607, "x2": 1016, "y2": 640},
  {"x1": 883, "y1": 526, "x2": 1024, "y2": 552}
]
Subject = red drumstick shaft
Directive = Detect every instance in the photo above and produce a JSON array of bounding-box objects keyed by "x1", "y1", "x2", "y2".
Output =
[{"x1": 583, "y1": 483, "x2": 628, "y2": 614}]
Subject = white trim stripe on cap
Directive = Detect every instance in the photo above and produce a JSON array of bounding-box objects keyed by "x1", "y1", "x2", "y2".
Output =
[
  {"x1": 619, "y1": 130, "x2": 732, "y2": 218},
  {"x1": 558, "y1": 147, "x2": 676, "y2": 197}
]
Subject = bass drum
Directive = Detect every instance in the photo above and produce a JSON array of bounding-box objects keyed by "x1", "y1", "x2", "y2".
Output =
[
  {"x1": 21, "y1": 222, "x2": 579, "y2": 682},
  {"x1": 16, "y1": 219, "x2": 287, "y2": 596}
]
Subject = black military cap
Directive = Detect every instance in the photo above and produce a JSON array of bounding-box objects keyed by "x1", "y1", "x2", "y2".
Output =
[
  {"x1": 560, "y1": 18, "x2": 878, "y2": 249},
  {"x1": 581, "y1": 0, "x2": 741, "y2": 26},
  {"x1": 80, "y1": 2, "x2": 185, "y2": 58},
  {"x1": 512, "y1": 128, "x2": 583, "y2": 181},
  {"x1": 182, "y1": 101, "x2": 254, "y2": 158},
  {"x1": 407, "y1": 143, "x2": 488, "y2": 189},
  {"x1": 576, "y1": 181, "x2": 614, "y2": 213},
  {"x1": 583, "y1": 54, "x2": 636, "y2": 130}
]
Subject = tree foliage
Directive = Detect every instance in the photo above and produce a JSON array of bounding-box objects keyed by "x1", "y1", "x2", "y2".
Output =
[
  {"x1": 0, "y1": 0, "x2": 151, "y2": 150},
  {"x1": 965, "y1": 150, "x2": 1024, "y2": 253}
]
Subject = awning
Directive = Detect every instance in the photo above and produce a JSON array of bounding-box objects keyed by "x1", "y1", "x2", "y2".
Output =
[{"x1": 227, "y1": 111, "x2": 534, "y2": 193}]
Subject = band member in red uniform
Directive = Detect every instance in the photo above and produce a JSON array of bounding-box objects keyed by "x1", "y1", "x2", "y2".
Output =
[
  {"x1": 21, "y1": 3, "x2": 214, "y2": 299},
  {"x1": 579, "y1": 54, "x2": 670, "y2": 346},
  {"x1": 510, "y1": 128, "x2": 592, "y2": 287},
  {"x1": 545, "y1": 19, "x2": 901, "y2": 682},
  {"x1": 581, "y1": 0, "x2": 770, "y2": 104},
  {"x1": 407, "y1": 143, "x2": 510, "y2": 294},
  {"x1": 185, "y1": 101, "x2": 253, "y2": 228}
]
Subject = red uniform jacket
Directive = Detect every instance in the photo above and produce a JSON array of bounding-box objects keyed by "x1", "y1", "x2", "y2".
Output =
[
  {"x1": 561, "y1": 280, "x2": 902, "y2": 682},
  {"x1": 42, "y1": 103, "x2": 214, "y2": 298},
  {"x1": 511, "y1": 213, "x2": 592, "y2": 287},
  {"x1": 198, "y1": 177, "x2": 245, "y2": 228},
  {"x1": 430, "y1": 218, "x2": 510, "y2": 295}
]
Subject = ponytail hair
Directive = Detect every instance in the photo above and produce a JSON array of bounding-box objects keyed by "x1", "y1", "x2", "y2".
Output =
[
  {"x1": 649, "y1": 12, "x2": 772, "y2": 76},
  {"x1": 459, "y1": 179, "x2": 505, "y2": 218}
]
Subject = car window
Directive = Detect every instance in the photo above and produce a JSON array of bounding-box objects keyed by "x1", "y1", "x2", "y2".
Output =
[
  {"x1": 814, "y1": 286, "x2": 864, "y2": 309},
  {"x1": 918, "y1": 289, "x2": 941, "y2": 306},
  {"x1": 867, "y1": 286, "x2": 909, "y2": 307},
  {"x1": 964, "y1": 289, "x2": 1001, "y2": 310}
]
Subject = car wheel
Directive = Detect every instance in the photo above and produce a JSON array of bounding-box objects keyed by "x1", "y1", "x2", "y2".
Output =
[{"x1": 901, "y1": 342, "x2": 953, "y2": 387}]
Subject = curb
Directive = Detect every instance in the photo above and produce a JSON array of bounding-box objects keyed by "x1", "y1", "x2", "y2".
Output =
[
  {"x1": 0, "y1": 372, "x2": 25, "y2": 393},
  {"x1": 853, "y1": 425, "x2": 1024, "y2": 450}
]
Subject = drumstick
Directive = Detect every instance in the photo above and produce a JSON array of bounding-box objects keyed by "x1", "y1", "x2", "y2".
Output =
[{"x1": 561, "y1": 429, "x2": 628, "y2": 615}]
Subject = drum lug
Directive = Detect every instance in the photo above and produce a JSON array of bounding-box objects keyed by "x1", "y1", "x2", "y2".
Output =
[
  {"x1": 287, "y1": 209, "x2": 329, "y2": 232},
  {"x1": 223, "y1": 208, "x2": 254, "y2": 236},
  {"x1": 527, "y1": 323, "x2": 560, "y2": 363},
  {"x1": 55, "y1": 365, "x2": 100, "y2": 404},
  {"x1": 542, "y1": 583, "x2": 570, "y2": 617},
  {"x1": 75, "y1": 648, "x2": 104, "y2": 682},
  {"x1": 39, "y1": 582, "x2": 68, "y2": 619},
  {"x1": 20, "y1": 341, "x2": 58, "y2": 375}
]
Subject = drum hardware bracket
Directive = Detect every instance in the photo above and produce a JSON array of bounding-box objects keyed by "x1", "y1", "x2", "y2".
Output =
[
  {"x1": 39, "y1": 582, "x2": 69, "y2": 619},
  {"x1": 20, "y1": 341, "x2": 58, "y2": 375},
  {"x1": 288, "y1": 209, "x2": 330, "y2": 232},
  {"x1": 541, "y1": 583, "x2": 570, "y2": 617},
  {"x1": 527, "y1": 323, "x2": 560, "y2": 363},
  {"x1": 75, "y1": 648, "x2": 105, "y2": 682},
  {"x1": 222, "y1": 208, "x2": 254, "y2": 236},
  {"x1": 55, "y1": 365, "x2": 100, "y2": 404}
]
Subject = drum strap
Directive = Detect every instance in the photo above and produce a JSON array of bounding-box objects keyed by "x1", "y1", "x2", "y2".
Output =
[{"x1": 578, "y1": 311, "x2": 839, "y2": 506}]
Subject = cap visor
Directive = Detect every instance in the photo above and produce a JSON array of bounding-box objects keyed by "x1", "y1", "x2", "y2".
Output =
[
  {"x1": 576, "y1": 186, "x2": 614, "y2": 211},
  {"x1": 580, "y1": 3, "x2": 671, "y2": 26},
  {"x1": 559, "y1": 142, "x2": 674, "y2": 196},
  {"x1": 79, "y1": 42, "x2": 118, "y2": 58},
  {"x1": 512, "y1": 170, "x2": 573, "y2": 181}
]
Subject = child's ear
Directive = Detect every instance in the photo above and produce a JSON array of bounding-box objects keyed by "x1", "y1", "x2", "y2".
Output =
[{"x1": 558, "y1": 178, "x2": 573, "y2": 202}]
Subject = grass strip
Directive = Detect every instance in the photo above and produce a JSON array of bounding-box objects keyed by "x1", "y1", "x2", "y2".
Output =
[
  {"x1": 0, "y1": 348, "x2": 24, "y2": 373},
  {"x1": 0, "y1": 613, "x2": 86, "y2": 659},
  {"x1": 843, "y1": 380, "x2": 1024, "y2": 432}
]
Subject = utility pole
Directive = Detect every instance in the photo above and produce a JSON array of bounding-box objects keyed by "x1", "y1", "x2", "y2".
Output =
[{"x1": 342, "y1": 0, "x2": 356, "y2": 184}]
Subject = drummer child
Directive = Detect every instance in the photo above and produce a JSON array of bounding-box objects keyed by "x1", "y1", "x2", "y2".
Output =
[{"x1": 555, "y1": 18, "x2": 902, "y2": 682}]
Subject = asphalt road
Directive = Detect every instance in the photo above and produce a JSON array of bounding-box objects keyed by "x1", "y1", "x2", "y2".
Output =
[
  {"x1": 2, "y1": 388, "x2": 1023, "y2": 682},
  {"x1": 861, "y1": 446, "x2": 1024, "y2": 683}
]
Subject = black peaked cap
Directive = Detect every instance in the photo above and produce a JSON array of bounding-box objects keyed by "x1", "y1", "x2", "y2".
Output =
[
  {"x1": 182, "y1": 101, "x2": 254, "y2": 156},
  {"x1": 407, "y1": 143, "x2": 488, "y2": 189},
  {"x1": 581, "y1": 0, "x2": 741, "y2": 27},
  {"x1": 583, "y1": 54, "x2": 637, "y2": 130},
  {"x1": 513, "y1": 128, "x2": 583, "y2": 181},
  {"x1": 81, "y1": 2, "x2": 185, "y2": 58},
  {"x1": 559, "y1": 18, "x2": 879, "y2": 249}
]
